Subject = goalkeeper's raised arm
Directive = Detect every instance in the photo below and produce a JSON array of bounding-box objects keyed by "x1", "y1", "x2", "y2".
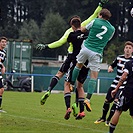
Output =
[{"x1": 36, "y1": 0, "x2": 108, "y2": 52}]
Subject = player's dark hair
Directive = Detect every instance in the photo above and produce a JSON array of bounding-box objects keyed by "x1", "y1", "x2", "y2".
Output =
[
  {"x1": 69, "y1": 15, "x2": 81, "y2": 27},
  {"x1": 99, "y1": 8, "x2": 112, "y2": 20},
  {"x1": 70, "y1": 18, "x2": 81, "y2": 28},
  {"x1": 125, "y1": 41, "x2": 133, "y2": 47},
  {"x1": 0, "y1": 36, "x2": 7, "y2": 41}
]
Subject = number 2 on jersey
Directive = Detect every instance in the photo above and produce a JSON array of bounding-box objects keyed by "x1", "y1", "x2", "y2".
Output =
[{"x1": 96, "y1": 26, "x2": 107, "y2": 39}]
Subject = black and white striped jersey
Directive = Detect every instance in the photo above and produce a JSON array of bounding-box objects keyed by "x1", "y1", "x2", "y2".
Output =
[
  {"x1": 0, "y1": 49, "x2": 6, "y2": 77},
  {"x1": 110, "y1": 55, "x2": 133, "y2": 90},
  {"x1": 0, "y1": 49, "x2": 6, "y2": 63}
]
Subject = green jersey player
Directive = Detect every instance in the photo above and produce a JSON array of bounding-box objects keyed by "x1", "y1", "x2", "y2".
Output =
[{"x1": 71, "y1": 8, "x2": 115, "y2": 110}]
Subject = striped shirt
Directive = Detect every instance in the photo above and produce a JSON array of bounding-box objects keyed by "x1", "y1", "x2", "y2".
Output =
[
  {"x1": 110, "y1": 55, "x2": 132, "y2": 90},
  {"x1": 0, "y1": 49, "x2": 6, "y2": 76},
  {"x1": 0, "y1": 49, "x2": 6, "y2": 63}
]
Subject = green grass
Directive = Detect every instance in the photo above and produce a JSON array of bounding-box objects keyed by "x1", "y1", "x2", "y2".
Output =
[{"x1": 0, "y1": 91, "x2": 133, "y2": 133}]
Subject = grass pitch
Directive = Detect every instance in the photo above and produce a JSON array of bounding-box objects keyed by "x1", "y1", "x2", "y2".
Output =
[{"x1": 0, "y1": 91, "x2": 133, "y2": 133}]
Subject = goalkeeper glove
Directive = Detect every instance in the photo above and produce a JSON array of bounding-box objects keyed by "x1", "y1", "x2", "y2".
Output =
[
  {"x1": 36, "y1": 44, "x2": 48, "y2": 50},
  {"x1": 99, "y1": 0, "x2": 109, "y2": 7}
]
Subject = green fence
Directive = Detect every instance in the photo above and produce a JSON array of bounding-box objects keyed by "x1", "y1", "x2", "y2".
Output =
[{"x1": 33, "y1": 66, "x2": 116, "y2": 93}]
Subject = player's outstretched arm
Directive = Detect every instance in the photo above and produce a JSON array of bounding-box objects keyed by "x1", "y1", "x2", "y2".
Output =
[
  {"x1": 48, "y1": 28, "x2": 73, "y2": 49},
  {"x1": 81, "y1": 0, "x2": 109, "y2": 27},
  {"x1": 36, "y1": 28, "x2": 73, "y2": 50}
]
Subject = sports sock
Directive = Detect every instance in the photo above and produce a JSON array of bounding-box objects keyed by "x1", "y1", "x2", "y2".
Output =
[
  {"x1": 101, "y1": 101, "x2": 110, "y2": 119},
  {"x1": 75, "y1": 88, "x2": 78, "y2": 106},
  {"x1": 86, "y1": 93, "x2": 92, "y2": 100},
  {"x1": 86, "y1": 79, "x2": 97, "y2": 100},
  {"x1": 64, "y1": 93, "x2": 71, "y2": 109},
  {"x1": 0, "y1": 96, "x2": 2, "y2": 108},
  {"x1": 71, "y1": 66, "x2": 81, "y2": 84},
  {"x1": 47, "y1": 76, "x2": 59, "y2": 92},
  {"x1": 109, "y1": 123, "x2": 116, "y2": 133},
  {"x1": 78, "y1": 98, "x2": 85, "y2": 113},
  {"x1": 107, "y1": 103, "x2": 116, "y2": 121}
]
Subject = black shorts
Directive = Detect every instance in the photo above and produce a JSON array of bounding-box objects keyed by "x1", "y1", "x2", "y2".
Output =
[
  {"x1": 106, "y1": 87, "x2": 122, "y2": 103},
  {"x1": 59, "y1": 54, "x2": 76, "y2": 73},
  {"x1": 106, "y1": 87, "x2": 115, "y2": 102},
  {"x1": 77, "y1": 66, "x2": 89, "y2": 84},
  {"x1": 116, "y1": 91, "x2": 133, "y2": 116},
  {"x1": 65, "y1": 65, "x2": 89, "y2": 84},
  {"x1": 65, "y1": 62, "x2": 75, "y2": 82}
]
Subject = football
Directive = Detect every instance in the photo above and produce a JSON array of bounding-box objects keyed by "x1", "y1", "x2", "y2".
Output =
[{"x1": 130, "y1": 8, "x2": 133, "y2": 17}]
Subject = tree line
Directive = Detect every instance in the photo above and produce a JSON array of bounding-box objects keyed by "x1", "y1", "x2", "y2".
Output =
[{"x1": 0, "y1": 0, "x2": 133, "y2": 64}]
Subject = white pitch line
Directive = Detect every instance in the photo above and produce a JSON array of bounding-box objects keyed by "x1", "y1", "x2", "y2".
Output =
[{"x1": 3, "y1": 113, "x2": 107, "y2": 133}]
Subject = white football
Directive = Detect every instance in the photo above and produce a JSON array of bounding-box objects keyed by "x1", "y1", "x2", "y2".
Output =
[{"x1": 130, "y1": 8, "x2": 133, "y2": 17}]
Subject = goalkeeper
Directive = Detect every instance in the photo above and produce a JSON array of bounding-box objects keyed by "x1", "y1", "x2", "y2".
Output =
[
  {"x1": 37, "y1": 0, "x2": 108, "y2": 114},
  {"x1": 36, "y1": 0, "x2": 109, "y2": 51}
]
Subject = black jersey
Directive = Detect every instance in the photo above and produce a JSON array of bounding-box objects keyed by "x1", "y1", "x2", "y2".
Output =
[
  {"x1": 123, "y1": 60, "x2": 133, "y2": 98},
  {"x1": 64, "y1": 30, "x2": 89, "y2": 83},
  {"x1": 110, "y1": 55, "x2": 132, "y2": 90},
  {"x1": 67, "y1": 30, "x2": 87, "y2": 57}
]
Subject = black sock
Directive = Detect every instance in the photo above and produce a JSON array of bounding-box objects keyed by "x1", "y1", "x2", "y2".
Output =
[
  {"x1": 101, "y1": 102, "x2": 110, "y2": 120},
  {"x1": 0, "y1": 96, "x2": 2, "y2": 108},
  {"x1": 86, "y1": 93, "x2": 92, "y2": 100},
  {"x1": 107, "y1": 103, "x2": 116, "y2": 121},
  {"x1": 64, "y1": 93, "x2": 71, "y2": 109},
  {"x1": 78, "y1": 98, "x2": 85, "y2": 113},
  {"x1": 75, "y1": 88, "x2": 78, "y2": 107},
  {"x1": 47, "y1": 76, "x2": 59, "y2": 92},
  {"x1": 109, "y1": 123, "x2": 116, "y2": 133}
]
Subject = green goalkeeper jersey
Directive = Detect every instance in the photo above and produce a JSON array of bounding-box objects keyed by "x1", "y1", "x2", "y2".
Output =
[
  {"x1": 84, "y1": 18, "x2": 115, "y2": 55},
  {"x1": 47, "y1": 5, "x2": 102, "y2": 53}
]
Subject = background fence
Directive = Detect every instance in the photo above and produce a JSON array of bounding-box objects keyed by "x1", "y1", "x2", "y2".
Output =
[
  {"x1": 32, "y1": 66, "x2": 116, "y2": 93},
  {"x1": 4, "y1": 70, "x2": 114, "y2": 94},
  {"x1": 4, "y1": 69, "x2": 115, "y2": 94}
]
